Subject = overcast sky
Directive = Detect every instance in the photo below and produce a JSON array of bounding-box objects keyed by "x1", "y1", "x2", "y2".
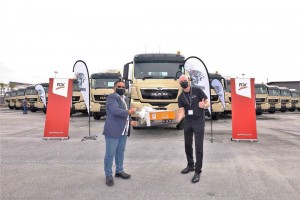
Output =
[{"x1": 1, "y1": 0, "x2": 299, "y2": 84}]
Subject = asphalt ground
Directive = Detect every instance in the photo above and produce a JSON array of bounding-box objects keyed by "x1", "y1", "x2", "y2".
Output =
[{"x1": 0, "y1": 108, "x2": 299, "y2": 200}]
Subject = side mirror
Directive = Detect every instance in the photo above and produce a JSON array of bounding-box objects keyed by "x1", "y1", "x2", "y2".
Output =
[
  {"x1": 176, "y1": 71, "x2": 183, "y2": 79},
  {"x1": 123, "y1": 63, "x2": 130, "y2": 80}
]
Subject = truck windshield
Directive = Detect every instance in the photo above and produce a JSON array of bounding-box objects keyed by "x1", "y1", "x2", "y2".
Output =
[
  {"x1": 17, "y1": 90, "x2": 25, "y2": 96},
  {"x1": 255, "y1": 86, "x2": 268, "y2": 94},
  {"x1": 73, "y1": 83, "x2": 81, "y2": 91},
  {"x1": 134, "y1": 63, "x2": 180, "y2": 79},
  {"x1": 25, "y1": 88, "x2": 38, "y2": 95},
  {"x1": 291, "y1": 92, "x2": 299, "y2": 98},
  {"x1": 268, "y1": 89, "x2": 280, "y2": 96},
  {"x1": 91, "y1": 78, "x2": 119, "y2": 89},
  {"x1": 11, "y1": 91, "x2": 17, "y2": 97},
  {"x1": 281, "y1": 90, "x2": 290, "y2": 97}
]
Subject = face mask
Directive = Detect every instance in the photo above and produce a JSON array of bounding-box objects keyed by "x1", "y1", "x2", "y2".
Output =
[
  {"x1": 116, "y1": 88, "x2": 126, "y2": 96},
  {"x1": 180, "y1": 81, "x2": 189, "y2": 89}
]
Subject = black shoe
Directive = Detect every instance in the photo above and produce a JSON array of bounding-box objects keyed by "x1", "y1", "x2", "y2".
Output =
[
  {"x1": 115, "y1": 171, "x2": 131, "y2": 179},
  {"x1": 106, "y1": 176, "x2": 114, "y2": 186},
  {"x1": 191, "y1": 173, "x2": 200, "y2": 183},
  {"x1": 181, "y1": 166, "x2": 195, "y2": 174}
]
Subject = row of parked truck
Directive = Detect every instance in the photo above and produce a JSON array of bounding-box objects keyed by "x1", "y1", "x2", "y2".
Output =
[{"x1": 4, "y1": 52, "x2": 300, "y2": 129}]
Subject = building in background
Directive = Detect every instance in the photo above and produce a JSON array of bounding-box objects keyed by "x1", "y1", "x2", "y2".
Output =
[{"x1": 267, "y1": 81, "x2": 300, "y2": 91}]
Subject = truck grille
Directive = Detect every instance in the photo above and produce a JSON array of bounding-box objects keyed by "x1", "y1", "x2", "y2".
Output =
[
  {"x1": 211, "y1": 95, "x2": 219, "y2": 102},
  {"x1": 94, "y1": 95, "x2": 108, "y2": 102},
  {"x1": 72, "y1": 96, "x2": 80, "y2": 102},
  {"x1": 141, "y1": 89, "x2": 178, "y2": 100},
  {"x1": 268, "y1": 99, "x2": 279, "y2": 103},
  {"x1": 281, "y1": 99, "x2": 289, "y2": 103},
  {"x1": 27, "y1": 98, "x2": 37, "y2": 102},
  {"x1": 291, "y1": 99, "x2": 298, "y2": 103},
  {"x1": 256, "y1": 98, "x2": 266, "y2": 103}
]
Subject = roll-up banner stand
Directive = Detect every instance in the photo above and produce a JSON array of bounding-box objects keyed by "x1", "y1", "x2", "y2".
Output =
[
  {"x1": 231, "y1": 78, "x2": 257, "y2": 141},
  {"x1": 43, "y1": 78, "x2": 73, "y2": 140}
]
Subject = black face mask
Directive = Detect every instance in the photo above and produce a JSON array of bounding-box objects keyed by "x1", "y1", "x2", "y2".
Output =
[
  {"x1": 116, "y1": 88, "x2": 126, "y2": 96},
  {"x1": 180, "y1": 81, "x2": 189, "y2": 89}
]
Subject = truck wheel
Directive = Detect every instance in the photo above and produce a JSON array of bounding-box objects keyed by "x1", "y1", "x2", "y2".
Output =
[
  {"x1": 212, "y1": 113, "x2": 220, "y2": 120},
  {"x1": 256, "y1": 111, "x2": 263, "y2": 115},
  {"x1": 268, "y1": 110, "x2": 275, "y2": 114},
  {"x1": 93, "y1": 113, "x2": 101, "y2": 120},
  {"x1": 43, "y1": 107, "x2": 47, "y2": 114}
]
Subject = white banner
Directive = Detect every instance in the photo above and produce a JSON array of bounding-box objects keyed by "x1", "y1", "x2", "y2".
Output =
[
  {"x1": 211, "y1": 79, "x2": 225, "y2": 109},
  {"x1": 35, "y1": 84, "x2": 46, "y2": 107},
  {"x1": 53, "y1": 78, "x2": 69, "y2": 98},
  {"x1": 235, "y1": 78, "x2": 251, "y2": 98},
  {"x1": 73, "y1": 60, "x2": 90, "y2": 114},
  {"x1": 184, "y1": 57, "x2": 211, "y2": 114}
]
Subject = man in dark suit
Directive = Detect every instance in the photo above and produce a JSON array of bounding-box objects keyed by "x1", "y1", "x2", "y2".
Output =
[{"x1": 103, "y1": 80, "x2": 137, "y2": 186}]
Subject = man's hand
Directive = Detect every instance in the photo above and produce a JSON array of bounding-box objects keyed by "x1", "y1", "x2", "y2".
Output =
[
  {"x1": 199, "y1": 98, "x2": 205, "y2": 108},
  {"x1": 175, "y1": 107, "x2": 185, "y2": 123},
  {"x1": 128, "y1": 107, "x2": 136, "y2": 115},
  {"x1": 130, "y1": 120, "x2": 138, "y2": 127}
]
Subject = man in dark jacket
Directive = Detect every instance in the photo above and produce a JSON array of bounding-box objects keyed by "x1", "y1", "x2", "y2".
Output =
[
  {"x1": 103, "y1": 80, "x2": 137, "y2": 186},
  {"x1": 176, "y1": 75, "x2": 210, "y2": 183}
]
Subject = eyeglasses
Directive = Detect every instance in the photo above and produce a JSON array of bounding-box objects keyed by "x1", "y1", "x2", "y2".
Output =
[{"x1": 117, "y1": 86, "x2": 125, "y2": 88}]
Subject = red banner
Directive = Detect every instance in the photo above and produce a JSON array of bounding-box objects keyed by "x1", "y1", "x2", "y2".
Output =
[
  {"x1": 44, "y1": 78, "x2": 73, "y2": 140},
  {"x1": 231, "y1": 78, "x2": 257, "y2": 141}
]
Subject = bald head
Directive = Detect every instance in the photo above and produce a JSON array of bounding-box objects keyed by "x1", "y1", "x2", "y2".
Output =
[{"x1": 178, "y1": 75, "x2": 189, "y2": 83}]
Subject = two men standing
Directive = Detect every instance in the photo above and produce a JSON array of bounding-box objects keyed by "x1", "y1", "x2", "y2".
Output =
[{"x1": 103, "y1": 76, "x2": 209, "y2": 186}]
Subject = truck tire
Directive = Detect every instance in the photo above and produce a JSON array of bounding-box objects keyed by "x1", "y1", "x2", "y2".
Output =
[
  {"x1": 212, "y1": 112, "x2": 220, "y2": 120},
  {"x1": 93, "y1": 113, "x2": 101, "y2": 120}
]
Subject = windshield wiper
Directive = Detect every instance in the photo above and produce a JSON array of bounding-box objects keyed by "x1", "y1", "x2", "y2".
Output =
[
  {"x1": 142, "y1": 76, "x2": 156, "y2": 80},
  {"x1": 162, "y1": 76, "x2": 177, "y2": 80}
]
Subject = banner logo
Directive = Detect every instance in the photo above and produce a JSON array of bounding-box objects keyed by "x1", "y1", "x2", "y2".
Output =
[
  {"x1": 235, "y1": 78, "x2": 251, "y2": 98},
  {"x1": 56, "y1": 83, "x2": 65, "y2": 90},
  {"x1": 238, "y1": 83, "x2": 248, "y2": 90},
  {"x1": 75, "y1": 72, "x2": 86, "y2": 86},
  {"x1": 53, "y1": 79, "x2": 69, "y2": 98}
]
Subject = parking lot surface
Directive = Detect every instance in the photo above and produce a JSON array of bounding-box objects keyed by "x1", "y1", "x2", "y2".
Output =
[{"x1": 1, "y1": 108, "x2": 300, "y2": 200}]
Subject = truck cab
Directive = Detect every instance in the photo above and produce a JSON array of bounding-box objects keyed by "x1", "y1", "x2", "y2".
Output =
[
  {"x1": 25, "y1": 85, "x2": 39, "y2": 112},
  {"x1": 266, "y1": 85, "x2": 281, "y2": 113},
  {"x1": 71, "y1": 80, "x2": 87, "y2": 115},
  {"x1": 209, "y1": 73, "x2": 226, "y2": 120},
  {"x1": 255, "y1": 83, "x2": 270, "y2": 115},
  {"x1": 123, "y1": 53, "x2": 185, "y2": 129},
  {"x1": 90, "y1": 72, "x2": 122, "y2": 120},
  {"x1": 15, "y1": 88, "x2": 26, "y2": 110},
  {"x1": 4, "y1": 91, "x2": 11, "y2": 108},
  {"x1": 224, "y1": 79, "x2": 232, "y2": 115},
  {"x1": 289, "y1": 89, "x2": 299, "y2": 112},
  {"x1": 9, "y1": 90, "x2": 17, "y2": 109},
  {"x1": 278, "y1": 86, "x2": 292, "y2": 112}
]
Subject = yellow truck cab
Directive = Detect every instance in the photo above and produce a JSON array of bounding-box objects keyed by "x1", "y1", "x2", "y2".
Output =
[
  {"x1": 15, "y1": 88, "x2": 26, "y2": 110},
  {"x1": 267, "y1": 85, "x2": 281, "y2": 113},
  {"x1": 123, "y1": 53, "x2": 185, "y2": 129},
  {"x1": 90, "y1": 71, "x2": 122, "y2": 120},
  {"x1": 255, "y1": 83, "x2": 270, "y2": 115},
  {"x1": 71, "y1": 80, "x2": 87, "y2": 115},
  {"x1": 224, "y1": 79, "x2": 232, "y2": 115},
  {"x1": 209, "y1": 73, "x2": 226, "y2": 120},
  {"x1": 25, "y1": 85, "x2": 39, "y2": 112},
  {"x1": 278, "y1": 86, "x2": 292, "y2": 112},
  {"x1": 289, "y1": 89, "x2": 299, "y2": 112},
  {"x1": 9, "y1": 90, "x2": 17, "y2": 109},
  {"x1": 4, "y1": 91, "x2": 11, "y2": 108}
]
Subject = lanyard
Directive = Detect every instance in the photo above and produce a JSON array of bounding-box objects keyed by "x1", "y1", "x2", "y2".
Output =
[{"x1": 183, "y1": 87, "x2": 192, "y2": 108}]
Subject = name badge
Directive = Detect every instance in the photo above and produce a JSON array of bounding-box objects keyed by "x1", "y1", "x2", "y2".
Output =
[{"x1": 188, "y1": 110, "x2": 193, "y2": 115}]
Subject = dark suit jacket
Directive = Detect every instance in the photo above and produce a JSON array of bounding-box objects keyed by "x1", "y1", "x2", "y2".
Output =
[{"x1": 103, "y1": 93, "x2": 131, "y2": 138}]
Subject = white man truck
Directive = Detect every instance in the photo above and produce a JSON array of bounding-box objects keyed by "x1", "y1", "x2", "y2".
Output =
[
  {"x1": 123, "y1": 53, "x2": 186, "y2": 129},
  {"x1": 90, "y1": 71, "x2": 122, "y2": 120}
]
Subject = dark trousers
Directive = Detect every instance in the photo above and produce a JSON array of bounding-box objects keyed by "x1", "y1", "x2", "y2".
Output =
[{"x1": 184, "y1": 123, "x2": 204, "y2": 174}]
